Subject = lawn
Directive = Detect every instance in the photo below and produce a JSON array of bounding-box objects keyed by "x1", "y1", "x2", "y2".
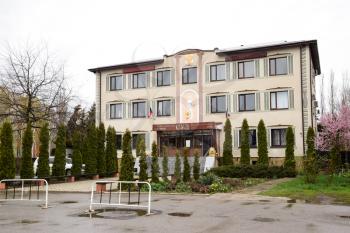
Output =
[{"x1": 260, "y1": 174, "x2": 350, "y2": 205}]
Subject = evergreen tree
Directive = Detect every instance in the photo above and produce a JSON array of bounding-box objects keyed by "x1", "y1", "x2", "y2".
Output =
[
  {"x1": 222, "y1": 118, "x2": 233, "y2": 165},
  {"x1": 71, "y1": 131, "x2": 83, "y2": 177},
  {"x1": 174, "y1": 150, "x2": 181, "y2": 182},
  {"x1": 52, "y1": 124, "x2": 66, "y2": 177},
  {"x1": 105, "y1": 127, "x2": 117, "y2": 175},
  {"x1": 240, "y1": 119, "x2": 250, "y2": 165},
  {"x1": 37, "y1": 123, "x2": 50, "y2": 178},
  {"x1": 138, "y1": 137, "x2": 148, "y2": 181},
  {"x1": 304, "y1": 127, "x2": 318, "y2": 183},
  {"x1": 151, "y1": 141, "x2": 160, "y2": 183},
  {"x1": 257, "y1": 119, "x2": 269, "y2": 166},
  {"x1": 85, "y1": 124, "x2": 97, "y2": 175},
  {"x1": 20, "y1": 124, "x2": 34, "y2": 179},
  {"x1": 193, "y1": 150, "x2": 200, "y2": 181},
  {"x1": 284, "y1": 126, "x2": 296, "y2": 175},
  {"x1": 96, "y1": 123, "x2": 106, "y2": 175},
  {"x1": 182, "y1": 148, "x2": 191, "y2": 182},
  {"x1": 0, "y1": 122, "x2": 16, "y2": 179},
  {"x1": 120, "y1": 129, "x2": 134, "y2": 181},
  {"x1": 161, "y1": 146, "x2": 169, "y2": 182}
]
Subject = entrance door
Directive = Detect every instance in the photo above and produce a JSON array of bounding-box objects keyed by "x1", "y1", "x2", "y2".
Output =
[{"x1": 202, "y1": 135, "x2": 212, "y2": 156}]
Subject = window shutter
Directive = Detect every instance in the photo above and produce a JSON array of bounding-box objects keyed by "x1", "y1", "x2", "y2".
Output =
[
  {"x1": 146, "y1": 72, "x2": 151, "y2": 88},
  {"x1": 267, "y1": 128, "x2": 271, "y2": 147},
  {"x1": 122, "y1": 75, "x2": 126, "y2": 90},
  {"x1": 106, "y1": 104, "x2": 109, "y2": 120},
  {"x1": 122, "y1": 103, "x2": 126, "y2": 119},
  {"x1": 151, "y1": 71, "x2": 155, "y2": 88},
  {"x1": 225, "y1": 62, "x2": 230, "y2": 80},
  {"x1": 255, "y1": 92, "x2": 260, "y2": 111},
  {"x1": 255, "y1": 59, "x2": 260, "y2": 78},
  {"x1": 289, "y1": 89, "x2": 294, "y2": 109},
  {"x1": 264, "y1": 58, "x2": 268, "y2": 77},
  {"x1": 146, "y1": 100, "x2": 150, "y2": 116},
  {"x1": 288, "y1": 55, "x2": 293, "y2": 74},
  {"x1": 234, "y1": 129, "x2": 239, "y2": 148},
  {"x1": 206, "y1": 96, "x2": 210, "y2": 114},
  {"x1": 106, "y1": 76, "x2": 109, "y2": 91},
  {"x1": 232, "y1": 94, "x2": 237, "y2": 112},
  {"x1": 226, "y1": 94, "x2": 232, "y2": 112},
  {"x1": 171, "y1": 99, "x2": 175, "y2": 116},
  {"x1": 205, "y1": 64, "x2": 210, "y2": 83},
  {"x1": 232, "y1": 62, "x2": 237, "y2": 79},
  {"x1": 128, "y1": 102, "x2": 132, "y2": 118},
  {"x1": 264, "y1": 92, "x2": 270, "y2": 110},
  {"x1": 171, "y1": 69, "x2": 175, "y2": 85},
  {"x1": 128, "y1": 74, "x2": 132, "y2": 89}
]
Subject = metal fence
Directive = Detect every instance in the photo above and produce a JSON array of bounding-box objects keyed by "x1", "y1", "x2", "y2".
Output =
[
  {"x1": 0, "y1": 179, "x2": 48, "y2": 209},
  {"x1": 89, "y1": 181, "x2": 151, "y2": 215}
]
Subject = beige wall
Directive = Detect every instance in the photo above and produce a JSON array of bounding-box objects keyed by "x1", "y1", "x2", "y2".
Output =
[{"x1": 96, "y1": 46, "x2": 317, "y2": 160}]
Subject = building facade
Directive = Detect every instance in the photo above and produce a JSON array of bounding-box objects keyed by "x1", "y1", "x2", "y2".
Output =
[{"x1": 89, "y1": 40, "x2": 321, "y2": 165}]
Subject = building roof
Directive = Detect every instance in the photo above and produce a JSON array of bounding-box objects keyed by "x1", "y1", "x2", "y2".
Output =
[{"x1": 88, "y1": 40, "x2": 321, "y2": 75}]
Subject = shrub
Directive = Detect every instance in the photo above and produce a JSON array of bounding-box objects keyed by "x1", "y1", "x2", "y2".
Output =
[
  {"x1": 0, "y1": 121, "x2": 16, "y2": 179},
  {"x1": 174, "y1": 150, "x2": 181, "y2": 182},
  {"x1": 71, "y1": 131, "x2": 82, "y2": 177},
  {"x1": 284, "y1": 127, "x2": 296, "y2": 174},
  {"x1": 162, "y1": 147, "x2": 169, "y2": 182},
  {"x1": 120, "y1": 129, "x2": 134, "y2": 181},
  {"x1": 198, "y1": 172, "x2": 220, "y2": 185},
  {"x1": 240, "y1": 119, "x2": 250, "y2": 165},
  {"x1": 151, "y1": 141, "x2": 160, "y2": 183},
  {"x1": 304, "y1": 127, "x2": 318, "y2": 183},
  {"x1": 105, "y1": 127, "x2": 117, "y2": 175},
  {"x1": 209, "y1": 165, "x2": 290, "y2": 178},
  {"x1": 20, "y1": 124, "x2": 34, "y2": 179},
  {"x1": 193, "y1": 150, "x2": 200, "y2": 181},
  {"x1": 257, "y1": 119, "x2": 268, "y2": 166},
  {"x1": 182, "y1": 148, "x2": 191, "y2": 182},
  {"x1": 52, "y1": 124, "x2": 66, "y2": 177},
  {"x1": 209, "y1": 180, "x2": 231, "y2": 193},
  {"x1": 96, "y1": 123, "x2": 106, "y2": 175},
  {"x1": 175, "y1": 182, "x2": 192, "y2": 193},
  {"x1": 150, "y1": 181, "x2": 169, "y2": 192},
  {"x1": 37, "y1": 123, "x2": 50, "y2": 178},
  {"x1": 190, "y1": 182, "x2": 210, "y2": 193},
  {"x1": 84, "y1": 124, "x2": 97, "y2": 176},
  {"x1": 138, "y1": 137, "x2": 148, "y2": 181},
  {"x1": 223, "y1": 118, "x2": 233, "y2": 165}
]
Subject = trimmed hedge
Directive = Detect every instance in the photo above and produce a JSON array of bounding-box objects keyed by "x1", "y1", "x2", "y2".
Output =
[{"x1": 209, "y1": 165, "x2": 296, "y2": 179}]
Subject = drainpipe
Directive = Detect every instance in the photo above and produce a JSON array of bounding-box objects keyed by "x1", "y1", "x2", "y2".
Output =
[
  {"x1": 99, "y1": 71, "x2": 102, "y2": 124},
  {"x1": 300, "y1": 47, "x2": 305, "y2": 155}
]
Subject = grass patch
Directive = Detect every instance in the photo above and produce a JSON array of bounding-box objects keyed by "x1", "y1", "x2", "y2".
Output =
[{"x1": 260, "y1": 175, "x2": 350, "y2": 205}]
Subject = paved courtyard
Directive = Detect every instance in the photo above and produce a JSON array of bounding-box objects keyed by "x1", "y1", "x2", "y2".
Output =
[{"x1": 0, "y1": 189, "x2": 349, "y2": 233}]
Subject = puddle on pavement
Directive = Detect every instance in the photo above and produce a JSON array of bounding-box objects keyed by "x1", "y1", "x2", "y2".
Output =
[
  {"x1": 17, "y1": 219, "x2": 39, "y2": 224},
  {"x1": 170, "y1": 198, "x2": 185, "y2": 201},
  {"x1": 60, "y1": 201, "x2": 78, "y2": 204},
  {"x1": 287, "y1": 199, "x2": 296, "y2": 203},
  {"x1": 284, "y1": 203, "x2": 293, "y2": 208},
  {"x1": 241, "y1": 202, "x2": 255, "y2": 205},
  {"x1": 168, "y1": 212, "x2": 192, "y2": 217},
  {"x1": 258, "y1": 200, "x2": 271, "y2": 203},
  {"x1": 253, "y1": 217, "x2": 279, "y2": 222},
  {"x1": 75, "y1": 208, "x2": 159, "y2": 220},
  {"x1": 338, "y1": 215, "x2": 350, "y2": 219}
]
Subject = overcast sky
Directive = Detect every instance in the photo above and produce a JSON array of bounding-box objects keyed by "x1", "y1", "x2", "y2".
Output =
[{"x1": 0, "y1": 0, "x2": 349, "y2": 107}]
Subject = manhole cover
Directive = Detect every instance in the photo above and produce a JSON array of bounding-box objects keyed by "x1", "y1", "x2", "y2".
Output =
[
  {"x1": 60, "y1": 201, "x2": 78, "y2": 204},
  {"x1": 253, "y1": 217, "x2": 278, "y2": 222},
  {"x1": 17, "y1": 219, "x2": 39, "y2": 224},
  {"x1": 168, "y1": 212, "x2": 192, "y2": 217},
  {"x1": 75, "y1": 208, "x2": 159, "y2": 220}
]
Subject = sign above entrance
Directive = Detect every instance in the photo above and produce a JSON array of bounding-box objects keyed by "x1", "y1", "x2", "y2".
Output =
[{"x1": 153, "y1": 122, "x2": 222, "y2": 131}]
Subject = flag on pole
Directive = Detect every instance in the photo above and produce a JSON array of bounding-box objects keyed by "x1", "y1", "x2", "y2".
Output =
[{"x1": 148, "y1": 107, "x2": 153, "y2": 118}]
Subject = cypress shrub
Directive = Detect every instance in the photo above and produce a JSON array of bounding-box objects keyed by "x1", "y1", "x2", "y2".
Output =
[
  {"x1": 174, "y1": 150, "x2": 181, "y2": 182},
  {"x1": 0, "y1": 122, "x2": 16, "y2": 179},
  {"x1": 52, "y1": 124, "x2": 66, "y2": 177},
  {"x1": 330, "y1": 146, "x2": 341, "y2": 174},
  {"x1": 71, "y1": 131, "x2": 82, "y2": 177},
  {"x1": 210, "y1": 165, "x2": 286, "y2": 178},
  {"x1": 20, "y1": 124, "x2": 34, "y2": 179},
  {"x1": 161, "y1": 146, "x2": 169, "y2": 182},
  {"x1": 96, "y1": 123, "x2": 106, "y2": 175},
  {"x1": 37, "y1": 123, "x2": 50, "y2": 178},
  {"x1": 85, "y1": 124, "x2": 97, "y2": 175},
  {"x1": 304, "y1": 127, "x2": 318, "y2": 183},
  {"x1": 120, "y1": 129, "x2": 134, "y2": 181},
  {"x1": 257, "y1": 119, "x2": 269, "y2": 166},
  {"x1": 138, "y1": 137, "x2": 148, "y2": 181},
  {"x1": 182, "y1": 148, "x2": 191, "y2": 182},
  {"x1": 284, "y1": 126, "x2": 296, "y2": 176},
  {"x1": 240, "y1": 119, "x2": 250, "y2": 165},
  {"x1": 193, "y1": 150, "x2": 200, "y2": 181},
  {"x1": 105, "y1": 127, "x2": 117, "y2": 175},
  {"x1": 151, "y1": 141, "x2": 160, "y2": 183},
  {"x1": 222, "y1": 118, "x2": 233, "y2": 165}
]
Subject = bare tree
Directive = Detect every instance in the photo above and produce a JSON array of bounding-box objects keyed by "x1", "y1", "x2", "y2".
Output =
[
  {"x1": 319, "y1": 74, "x2": 325, "y2": 115},
  {"x1": 0, "y1": 43, "x2": 72, "y2": 128},
  {"x1": 340, "y1": 71, "x2": 350, "y2": 107},
  {"x1": 328, "y1": 70, "x2": 337, "y2": 116}
]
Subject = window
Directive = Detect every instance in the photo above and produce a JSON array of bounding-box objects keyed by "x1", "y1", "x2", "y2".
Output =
[
  {"x1": 182, "y1": 67, "x2": 197, "y2": 84},
  {"x1": 132, "y1": 134, "x2": 145, "y2": 149},
  {"x1": 110, "y1": 75, "x2": 123, "y2": 90},
  {"x1": 270, "y1": 91, "x2": 288, "y2": 110},
  {"x1": 116, "y1": 134, "x2": 122, "y2": 150},
  {"x1": 132, "y1": 101, "x2": 146, "y2": 118},
  {"x1": 157, "y1": 70, "x2": 171, "y2": 86},
  {"x1": 269, "y1": 57, "x2": 288, "y2": 76},
  {"x1": 238, "y1": 61, "x2": 255, "y2": 78},
  {"x1": 110, "y1": 103, "x2": 123, "y2": 119},
  {"x1": 239, "y1": 129, "x2": 257, "y2": 147},
  {"x1": 271, "y1": 128, "x2": 287, "y2": 147},
  {"x1": 157, "y1": 100, "x2": 171, "y2": 116},
  {"x1": 211, "y1": 96, "x2": 226, "y2": 113},
  {"x1": 239, "y1": 93, "x2": 255, "y2": 111},
  {"x1": 132, "y1": 73, "x2": 146, "y2": 88},
  {"x1": 210, "y1": 64, "x2": 225, "y2": 81}
]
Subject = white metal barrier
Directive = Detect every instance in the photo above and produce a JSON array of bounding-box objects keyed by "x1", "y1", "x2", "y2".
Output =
[
  {"x1": 0, "y1": 179, "x2": 48, "y2": 209},
  {"x1": 89, "y1": 181, "x2": 152, "y2": 215}
]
